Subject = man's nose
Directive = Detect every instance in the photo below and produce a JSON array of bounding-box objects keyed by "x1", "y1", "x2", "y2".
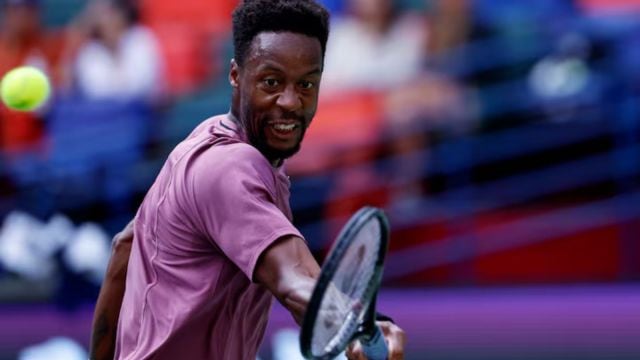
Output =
[{"x1": 276, "y1": 85, "x2": 302, "y2": 112}]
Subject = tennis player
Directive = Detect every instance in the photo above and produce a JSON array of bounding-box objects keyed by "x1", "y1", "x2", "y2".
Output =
[{"x1": 89, "y1": 1, "x2": 406, "y2": 359}]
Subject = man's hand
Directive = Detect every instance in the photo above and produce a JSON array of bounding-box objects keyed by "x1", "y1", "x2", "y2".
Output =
[{"x1": 345, "y1": 320, "x2": 406, "y2": 360}]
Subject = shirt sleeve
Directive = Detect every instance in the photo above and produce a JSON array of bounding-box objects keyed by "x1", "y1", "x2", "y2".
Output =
[{"x1": 189, "y1": 144, "x2": 302, "y2": 280}]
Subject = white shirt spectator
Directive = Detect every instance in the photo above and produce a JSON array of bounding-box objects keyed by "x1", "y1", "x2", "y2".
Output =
[
  {"x1": 74, "y1": 25, "x2": 165, "y2": 102},
  {"x1": 321, "y1": 13, "x2": 428, "y2": 92}
]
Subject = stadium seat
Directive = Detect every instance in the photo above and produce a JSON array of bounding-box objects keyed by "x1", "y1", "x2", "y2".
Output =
[
  {"x1": 287, "y1": 90, "x2": 384, "y2": 175},
  {"x1": 45, "y1": 98, "x2": 152, "y2": 210},
  {"x1": 140, "y1": 0, "x2": 237, "y2": 36},
  {"x1": 150, "y1": 24, "x2": 213, "y2": 95}
]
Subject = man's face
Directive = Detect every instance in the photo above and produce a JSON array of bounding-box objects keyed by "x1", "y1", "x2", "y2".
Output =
[{"x1": 231, "y1": 32, "x2": 323, "y2": 163}]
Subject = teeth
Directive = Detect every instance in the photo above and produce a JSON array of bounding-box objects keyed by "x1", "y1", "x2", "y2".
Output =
[{"x1": 273, "y1": 123, "x2": 296, "y2": 131}]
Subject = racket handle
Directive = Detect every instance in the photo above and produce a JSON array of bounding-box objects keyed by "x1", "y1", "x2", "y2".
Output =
[{"x1": 361, "y1": 325, "x2": 388, "y2": 360}]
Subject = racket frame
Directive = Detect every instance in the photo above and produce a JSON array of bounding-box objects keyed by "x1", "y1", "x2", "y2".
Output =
[{"x1": 300, "y1": 206, "x2": 390, "y2": 359}]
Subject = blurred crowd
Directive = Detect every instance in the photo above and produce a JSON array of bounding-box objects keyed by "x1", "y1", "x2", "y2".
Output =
[
  {"x1": 0, "y1": 0, "x2": 476, "y2": 241},
  {"x1": 1, "y1": 0, "x2": 640, "y2": 304}
]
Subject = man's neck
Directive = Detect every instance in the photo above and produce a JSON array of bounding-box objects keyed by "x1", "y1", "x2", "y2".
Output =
[{"x1": 227, "y1": 110, "x2": 242, "y2": 127}]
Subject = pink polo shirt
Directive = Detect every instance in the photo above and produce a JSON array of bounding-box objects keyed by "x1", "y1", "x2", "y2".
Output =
[{"x1": 115, "y1": 115, "x2": 303, "y2": 359}]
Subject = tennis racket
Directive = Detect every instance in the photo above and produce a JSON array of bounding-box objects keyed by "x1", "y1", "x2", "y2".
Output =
[{"x1": 300, "y1": 206, "x2": 390, "y2": 360}]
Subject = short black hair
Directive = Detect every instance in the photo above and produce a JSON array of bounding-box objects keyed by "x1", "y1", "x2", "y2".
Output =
[{"x1": 232, "y1": 0, "x2": 330, "y2": 66}]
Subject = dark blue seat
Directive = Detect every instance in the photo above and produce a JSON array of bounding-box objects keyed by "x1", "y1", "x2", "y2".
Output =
[{"x1": 46, "y1": 98, "x2": 152, "y2": 211}]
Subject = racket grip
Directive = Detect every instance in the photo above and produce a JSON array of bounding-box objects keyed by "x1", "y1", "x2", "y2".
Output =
[{"x1": 361, "y1": 325, "x2": 388, "y2": 360}]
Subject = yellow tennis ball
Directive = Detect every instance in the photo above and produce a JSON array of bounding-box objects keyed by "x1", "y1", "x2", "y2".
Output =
[{"x1": 1, "y1": 66, "x2": 51, "y2": 112}]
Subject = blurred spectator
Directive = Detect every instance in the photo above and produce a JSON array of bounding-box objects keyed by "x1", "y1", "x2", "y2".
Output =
[
  {"x1": 0, "y1": 0, "x2": 63, "y2": 153},
  {"x1": 321, "y1": 0, "x2": 429, "y2": 91},
  {"x1": 63, "y1": 0, "x2": 165, "y2": 104},
  {"x1": 426, "y1": 0, "x2": 470, "y2": 56},
  {"x1": 320, "y1": 0, "x2": 472, "y2": 140},
  {"x1": 297, "y1": 0, "x2": 471, "y2": 225},
  {"x1": 32, "y1": 0, "x2": 165, "y2": 225}
]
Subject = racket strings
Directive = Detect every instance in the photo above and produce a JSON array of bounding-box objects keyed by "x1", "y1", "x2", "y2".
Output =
[{"x1": 310, "y1": 219, "x2": 382, "y2": 356}]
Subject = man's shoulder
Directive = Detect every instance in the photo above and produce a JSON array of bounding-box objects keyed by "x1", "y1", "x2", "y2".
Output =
[
  {"x1": 178, "y1": 115, "x2": 273, "y2": 180},
  {"x1": 204, "y1": 140, "x2": 268, "y2": 172},
  {"x1": 189, "y1": 142, "x2": 276, "y2": 198},
  {"x1": 187, "y1": 115, "x2": 225, "y2": 139}
]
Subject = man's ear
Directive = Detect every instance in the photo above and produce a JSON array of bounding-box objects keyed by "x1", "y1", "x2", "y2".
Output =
[{"x1": 229, "y1": 59, "x2": 239, "y2": 88}]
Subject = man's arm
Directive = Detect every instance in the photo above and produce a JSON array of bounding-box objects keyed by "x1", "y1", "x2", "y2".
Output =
[
  {"x1": 254, "y1": 235, "x2": 320, "y2": 325},
  {"x1": 89, "y1": 220, "x2": 134, "y2": 360},
  {"x1": 253, "y1": 235, "x2": 406, "y2": 359}
]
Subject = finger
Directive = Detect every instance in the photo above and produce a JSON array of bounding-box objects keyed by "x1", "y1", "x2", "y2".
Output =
[
  {"x1": 388, "y1": 340, "x2": 406, "y2": 360},
  {"x1": 380, "y1": 323, "x2": 406, "y2": 360},
  {"x1": 345, "y1": 341, "x2": 356, "y2": 359},
  {"x1": 345, "y1": 340, "x2": 366, "y2": 360}
]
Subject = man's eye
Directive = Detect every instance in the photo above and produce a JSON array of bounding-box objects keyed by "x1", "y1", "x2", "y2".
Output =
[
  {"x1": 263, "y1": 78, "x2": 279, "y2": 87},
  {"x1": 299, "y1": 81, "x2": 315, "y2": 90}
]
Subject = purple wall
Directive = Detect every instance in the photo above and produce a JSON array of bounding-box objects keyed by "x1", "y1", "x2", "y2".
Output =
[{"x1": 1, "y1": 285, "x2": 639, "y2": 360}]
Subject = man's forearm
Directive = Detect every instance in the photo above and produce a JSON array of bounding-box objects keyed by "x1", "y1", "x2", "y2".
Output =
[
  {"x1": 90, "y1": 277, "x2": 127, "y2": 360},
  {"x1": 90, "y1": 221, "x2": 133, "y2": 360},
  {"x1": 254, "y1": 235, "x2": 321, "y2": 325},
  {"x1": 279, "y1": 274, "x2": 316, "y2": 325}
]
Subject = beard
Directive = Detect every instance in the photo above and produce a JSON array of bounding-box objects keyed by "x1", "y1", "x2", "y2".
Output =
[
  {"x1": 243, "y1": 105, "x2": 307, "y2": 164},
  {"x1": 252, "y1": 127, "x2": 303, "y2": 162}
]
